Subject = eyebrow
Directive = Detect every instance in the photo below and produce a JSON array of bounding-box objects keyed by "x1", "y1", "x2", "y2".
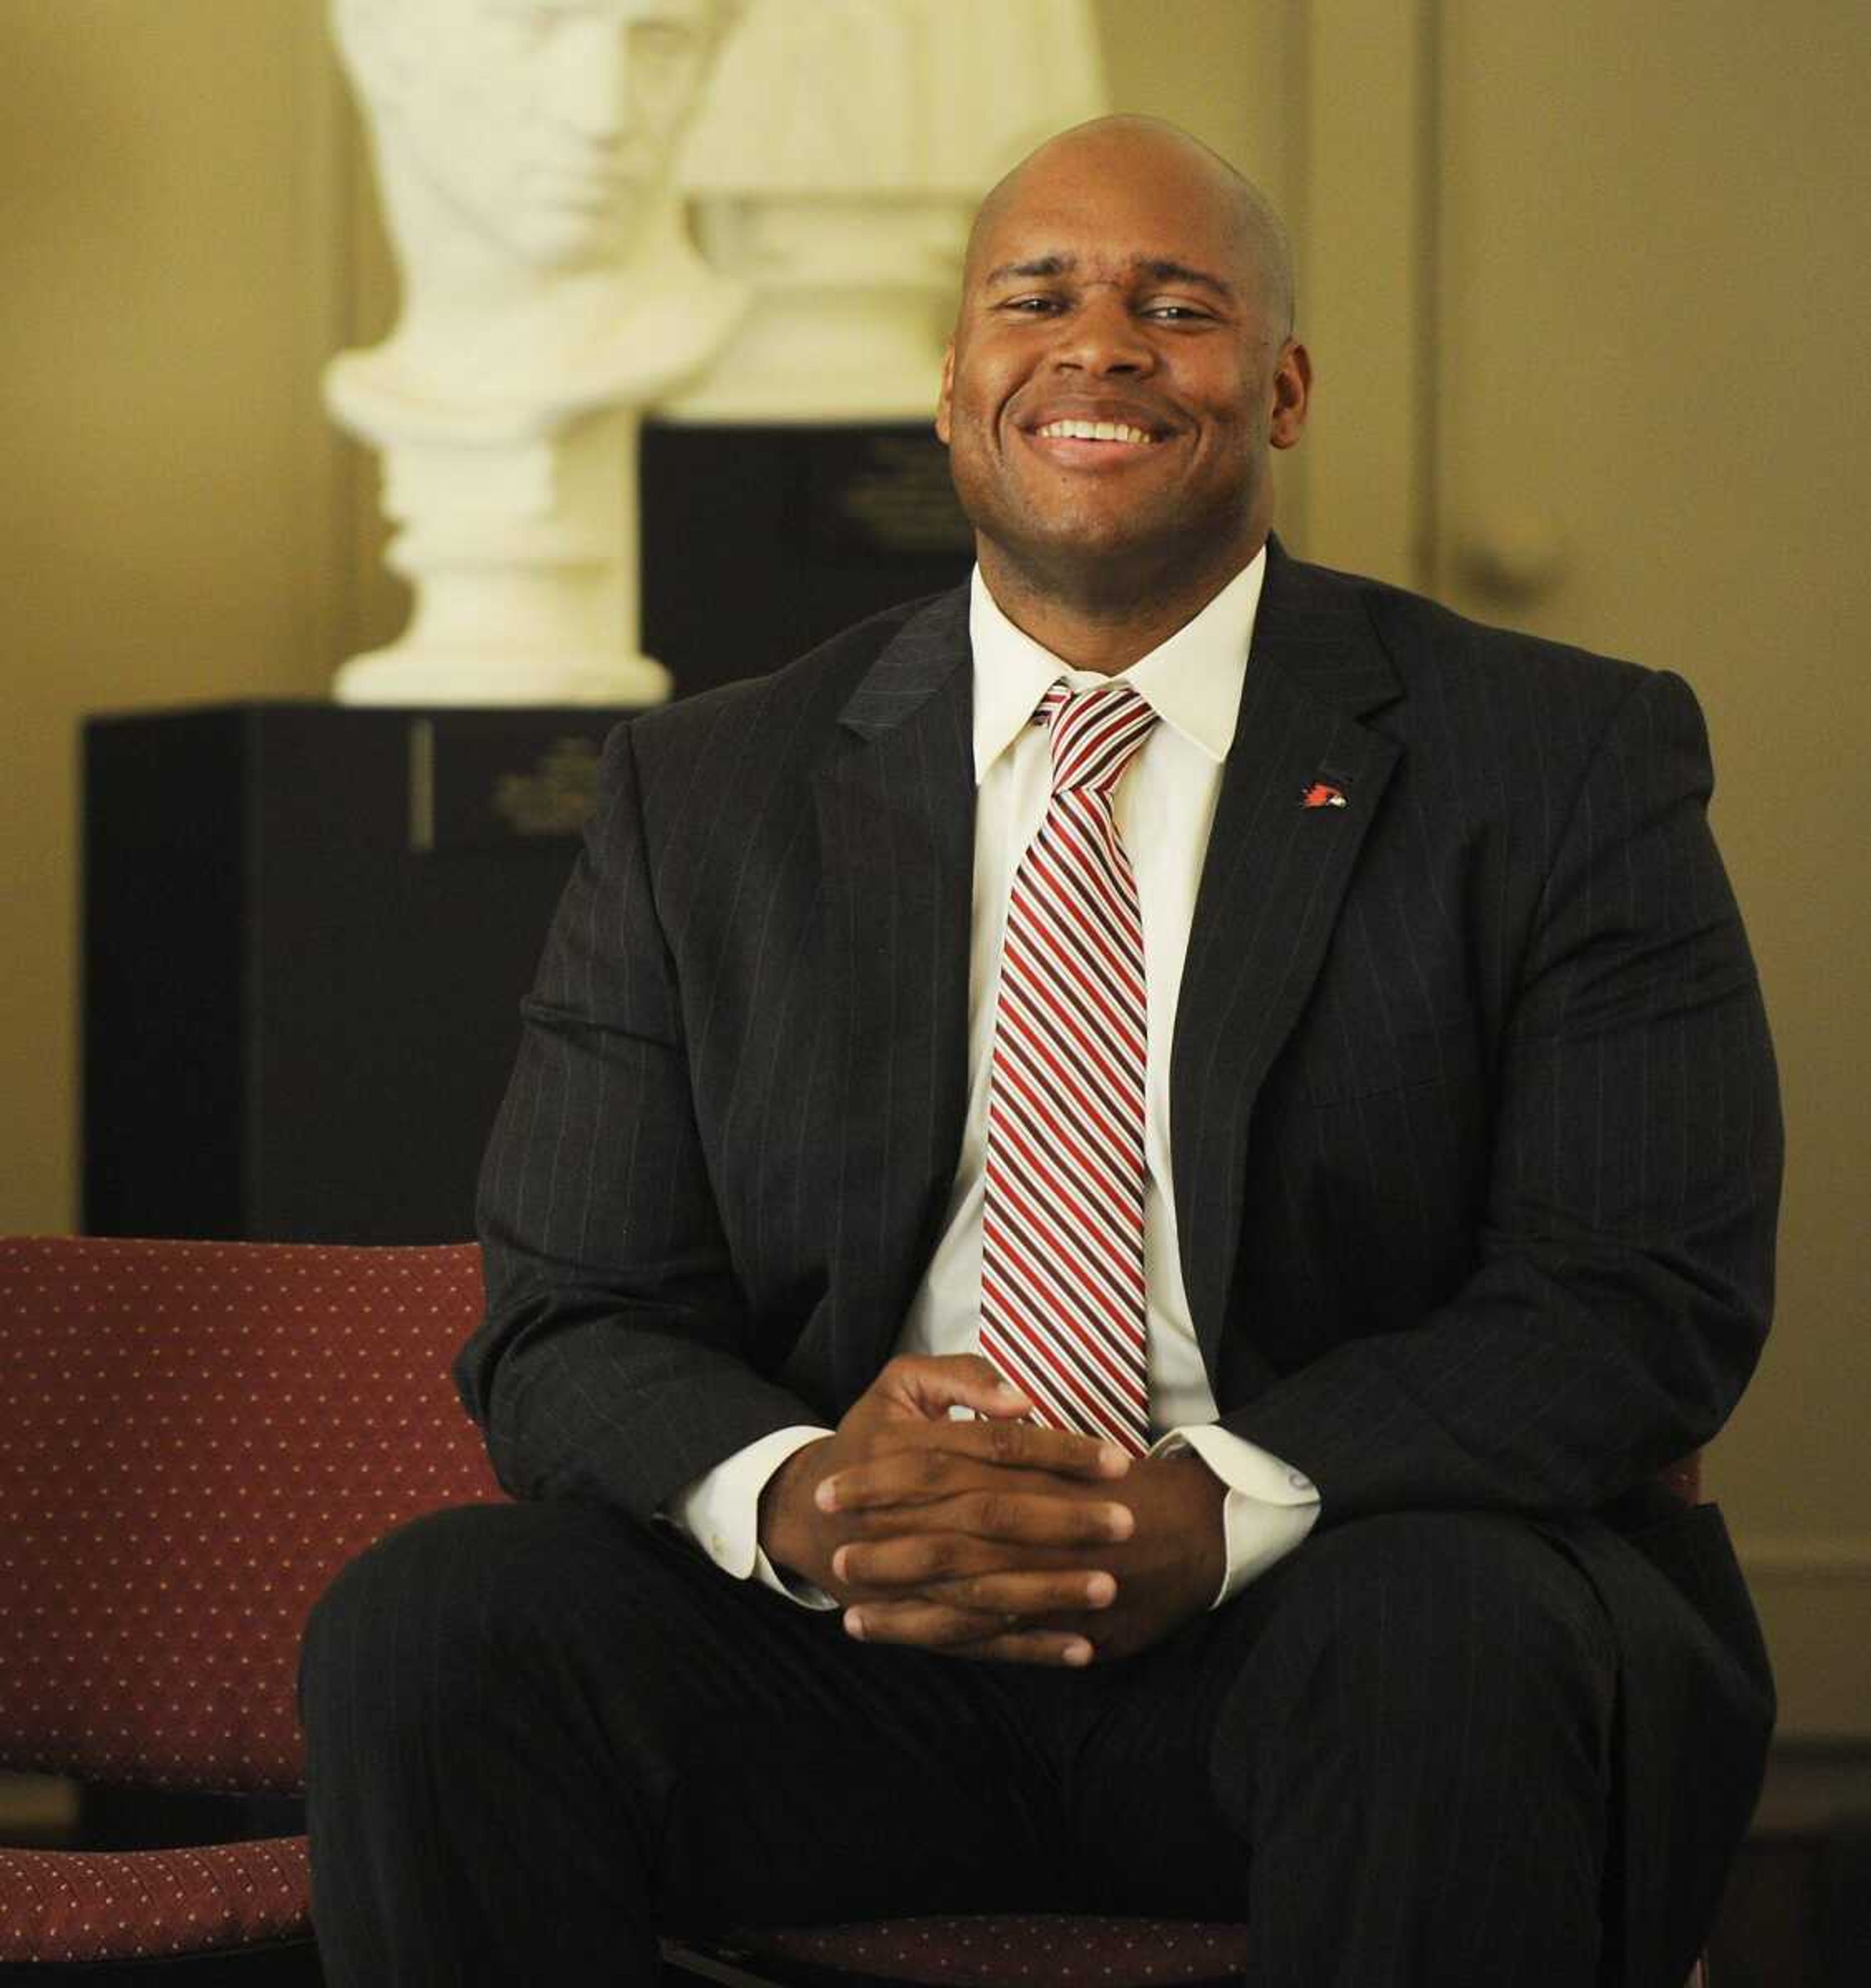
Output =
[{"x1": 980, "y1": 253, "x2": 1237, "y2": 302}]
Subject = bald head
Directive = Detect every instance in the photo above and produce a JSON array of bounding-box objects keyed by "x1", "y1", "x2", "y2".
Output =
[{"x1": 965, "y1": 116, "x2": 1295, "y2": 342}]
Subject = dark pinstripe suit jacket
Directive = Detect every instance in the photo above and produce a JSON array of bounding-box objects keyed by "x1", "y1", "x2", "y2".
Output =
[{"x1": 465, "y1": 540, "x2": 1779, "y2": 1987}]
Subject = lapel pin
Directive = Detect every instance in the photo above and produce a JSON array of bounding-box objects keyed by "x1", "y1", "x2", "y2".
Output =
[{"x1": 1300, "y1": 781, "x2": 1349, "y2": 810}]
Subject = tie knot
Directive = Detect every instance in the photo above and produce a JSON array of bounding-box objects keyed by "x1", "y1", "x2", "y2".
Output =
[{"x1": 1038, "y1": 682, "x2": 1158, "y2": 795}]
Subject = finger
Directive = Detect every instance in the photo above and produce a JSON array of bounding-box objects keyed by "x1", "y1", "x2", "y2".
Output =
[
  {"x1": 833, "y1": 1528, "x2": 1121, "y2": 1593},
  {"x1": 954, "y1": 1629, "x2": 1098, "y2": 1668},
  {"x1": 833, "y1": 1536, "x2": 1118, "y2": 1612},
  {"x1": 917, "y1": 1569, "x2": 1118, "y2": 1615},
  {"x1": 843, "y1": 1600, "x2": 1095, "y2": 1668},
  {"x1": 828, "y1": 1484, "x2": 1136, "y2": 1552},
  {"x1": 873, "y1": 1353, "x2": 1035, "y2": 1423},
  {"x1": 945, "y1": 1413, "x2": 1134, "y2": 1479},
  {"x1": 816, "y1": 1432, "x2": 1129, "y2": 1515}
]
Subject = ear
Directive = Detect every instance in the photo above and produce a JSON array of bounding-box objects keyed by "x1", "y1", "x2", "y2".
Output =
[
  {"x1": 934, "y1": 343, "x2": 955, "y2": 444},
  {"x1": 1269, "y1": 339, "x2": 1311, "y2": 450}
]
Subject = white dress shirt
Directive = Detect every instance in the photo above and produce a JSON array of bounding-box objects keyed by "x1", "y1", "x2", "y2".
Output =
[{"x1": 672, "y1": 550, "x2": 1320, "y2": 1607}]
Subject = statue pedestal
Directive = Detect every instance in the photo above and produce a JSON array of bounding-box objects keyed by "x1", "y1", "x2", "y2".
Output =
[
  {"x1": 332, "y1": 406, "x2": 671, "y2": 707},
  {"x1": 82, "y1": 701, "x2": 640, "y2": 1244}
]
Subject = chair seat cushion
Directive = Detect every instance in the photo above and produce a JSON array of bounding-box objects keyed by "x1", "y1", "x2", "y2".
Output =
[
  {"x1": 703, "y1": 1915, "x2": 1255, "y2": 1988},
  {"x1": 0, "y1": 1834, "x2": 309, "y2": 1964},
  {"x1": 679, "y1": 1919, "x2": 1710, "y2": 1988}
]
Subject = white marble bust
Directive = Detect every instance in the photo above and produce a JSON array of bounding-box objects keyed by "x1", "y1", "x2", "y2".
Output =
[
  {"x1": 668, "y1": 0, "x2": 1105, "y2": 422},
  {"x1": 326, "y1": 0, "x2": 745, "y2": 705}
]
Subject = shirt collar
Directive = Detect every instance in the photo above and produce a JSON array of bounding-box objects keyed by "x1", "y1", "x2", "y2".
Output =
[{"x1": 967, "y1": 547, "x2": 1267, "y2": 783}]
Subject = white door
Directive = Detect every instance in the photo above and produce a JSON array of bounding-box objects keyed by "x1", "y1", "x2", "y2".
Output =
[{"x1": 1303, "y1": 0, "x2": 1871, "y2": 1736}]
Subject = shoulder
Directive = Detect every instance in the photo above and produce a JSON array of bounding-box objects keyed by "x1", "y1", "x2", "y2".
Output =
[
  {"x1": 615, "y1": 588, "x2": 960, "y2": 773},
  {"x1": 1265, "y1": 552, "x2": 1718, "y2": 862},
  {"x1": 1275, "y1": 552, "x2": 1716, "y2": 803},
  {"x1": 588, "y1": 587, "x2": 966, "y2": 842},
  {"x1": 1282, "y1": 550, "x2": 1656, "y2": 719}
]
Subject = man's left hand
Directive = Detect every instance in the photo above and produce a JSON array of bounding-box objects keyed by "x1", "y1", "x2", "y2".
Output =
[{"x1": 826, "y1": 1449, "x2": 1228, "y2": 1663}]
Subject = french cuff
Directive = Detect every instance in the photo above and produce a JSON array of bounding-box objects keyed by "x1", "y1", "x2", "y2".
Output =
[
  {"x1": 1151, "y1": 1423, "x2": 1321, "y2": 1609},
  {"x1": 665, "y1": 1423, "x2": 839, "y2": 1610}
]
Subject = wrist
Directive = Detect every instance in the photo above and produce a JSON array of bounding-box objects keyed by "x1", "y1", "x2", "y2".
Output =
[
  {"x1": 757, "y1": 1434, "x2": 835, "y2": 1583},
  {"x1": 1163, "y1": 1450, "x2": 1228, "y2": 1598}
]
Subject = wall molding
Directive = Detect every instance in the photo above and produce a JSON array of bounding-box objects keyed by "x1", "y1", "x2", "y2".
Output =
[
  {"x1": 1737, "y1": 1536, "x2": 1871, "y2": 1582},
  {"x1": 1735, "y1": 1538, "x2": 1871, "y2": 1740}
]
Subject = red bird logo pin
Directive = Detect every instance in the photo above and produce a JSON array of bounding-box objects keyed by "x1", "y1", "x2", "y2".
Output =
[{"x1": 1300, "y1": 781, "x2": 1349, "y2": 810}]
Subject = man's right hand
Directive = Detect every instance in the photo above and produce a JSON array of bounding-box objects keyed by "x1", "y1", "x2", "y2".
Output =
[{"x1": 756, "y1": 1354, "x2": 1135, "y2": 1666}]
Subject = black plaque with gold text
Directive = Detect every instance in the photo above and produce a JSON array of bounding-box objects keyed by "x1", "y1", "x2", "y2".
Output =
[{"x1": 640, "y1": 420, "x2": 974, "y2": 699}]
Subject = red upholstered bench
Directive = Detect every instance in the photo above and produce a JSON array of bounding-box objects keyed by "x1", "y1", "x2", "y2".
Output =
[
  {"x1": 0, "y1": 1237, "x2": 1708, "y2": 1984},
  {"x1": 666, "y1": 1915, "x2": 1707, "y2": 1988},
  {"x1": 0, "y1": 1237, "x2": 501, "y2": 1975},
  {"x1": 664, "y1": 1916, "x2": 1257, "y2": 1988}
]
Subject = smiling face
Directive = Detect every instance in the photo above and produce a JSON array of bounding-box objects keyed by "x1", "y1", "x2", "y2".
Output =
[{"x1": 936, "y1": 120, "x2": 1309, "y2": 616}]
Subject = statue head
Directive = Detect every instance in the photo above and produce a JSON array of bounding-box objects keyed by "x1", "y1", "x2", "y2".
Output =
[{"x1": 332, "y1": 0, "x2": 733, "y2": 283}]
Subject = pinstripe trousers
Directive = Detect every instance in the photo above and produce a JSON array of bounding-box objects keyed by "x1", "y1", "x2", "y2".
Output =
[{"x1": 300, "y1": 1496, "x2": 1618, "y2": 1988}]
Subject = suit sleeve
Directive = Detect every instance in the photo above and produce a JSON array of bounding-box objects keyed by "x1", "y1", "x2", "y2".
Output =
[
  {"x1": 459, "y1": 719, "x2": 826, "y2": 1524},
  {"x1": 1219, "y1": 667, "x2": 1782, "y2": 1519}
]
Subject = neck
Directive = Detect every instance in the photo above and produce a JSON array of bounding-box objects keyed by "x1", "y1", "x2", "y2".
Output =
[{"x1": 976, "y1": 532, "x2": 1266, "y2": 675}]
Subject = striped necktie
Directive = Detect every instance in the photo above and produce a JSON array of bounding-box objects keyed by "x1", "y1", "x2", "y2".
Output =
[{"x1": 979, "y1": 681, "x2": 1159, "y2": 1455}]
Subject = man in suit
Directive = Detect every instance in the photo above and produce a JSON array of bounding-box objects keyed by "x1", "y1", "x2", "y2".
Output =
[{"x1": 301, "y1": 117, "x2": 1779, "y2": 1988}]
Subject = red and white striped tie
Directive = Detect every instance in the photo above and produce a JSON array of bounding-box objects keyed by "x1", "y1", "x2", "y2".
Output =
[{"x1": 980, "y1": 681, "x2": 1159, "y2": 1456}]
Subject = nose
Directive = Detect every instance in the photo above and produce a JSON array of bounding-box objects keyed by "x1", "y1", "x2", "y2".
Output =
[
  {"x1": 542, "y1": 18, "x2": 635, "y2": 142},
  {"x1": 1050, "y1": 290, "x2": 1155, "y2": 376}
]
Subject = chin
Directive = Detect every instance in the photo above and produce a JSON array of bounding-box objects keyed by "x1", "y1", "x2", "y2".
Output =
[
  {"x1": 503, "y1": 210, "x2": 637, "y2": 274},
  {"x1": 1029, "y1": 510, "x2": 1181, "y2": 567}
]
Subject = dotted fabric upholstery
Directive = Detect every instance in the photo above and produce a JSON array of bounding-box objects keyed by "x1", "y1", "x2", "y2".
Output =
[
  {"x1": 0, "y1": 1236, "x2": 501, "y2": 1793},
  {"x1": 680, "y1": 1922, "x2": 1709, "y2": 1988},
  {"x1": 0, "y1": 1237, "x2": 500, "y2": 1964},
  {"x1": 0, "y1": 1836, "x2": 308, "y2": 1966},
  {"x1": 696, "y1": 1917, "x2": 1254, "y2": 1988}
]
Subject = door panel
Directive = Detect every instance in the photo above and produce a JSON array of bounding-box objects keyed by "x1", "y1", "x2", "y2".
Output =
[{"x1": 1431, "y1": 0, "x2": 1871, "y2": 1733}]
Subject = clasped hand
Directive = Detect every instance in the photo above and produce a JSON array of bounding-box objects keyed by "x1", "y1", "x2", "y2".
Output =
[{"x1": 756, "y1": 1354, "x2": 1226, "y2": 1666}]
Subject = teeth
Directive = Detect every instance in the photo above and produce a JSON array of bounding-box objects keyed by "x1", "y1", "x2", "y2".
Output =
[{"x1": 1036, "y1": 419, "x2": 1157, "y2": 444}]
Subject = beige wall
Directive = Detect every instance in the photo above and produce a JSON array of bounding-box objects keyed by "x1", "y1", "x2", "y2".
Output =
[
  {"x1": 1, "y1": 0, "x2": 347, "y2": 1230},
  {"x1": 1424, "y1": 0, "x2": 1871, "y2": 1736},
  {"x1": 1295, "y1": 0, "x2": 1871, "y2": 1734},
  {"x1": 4, "y1": 3, "x2": 1865, "y2": 1730}
]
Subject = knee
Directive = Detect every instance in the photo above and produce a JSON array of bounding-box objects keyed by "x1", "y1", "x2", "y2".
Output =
[
  {"x1": 300, "y1": 1503, "x2": 497, "y2": 1728},
  {"x1": 1293, "y1": 1511, "x2": 1605, "y2": 1665},
  {"x1": 1211, "y1": 1516, "x2": 1618, "y2": 1969},
  {"x1": 1227, "y1": 1512, "x2": 1616, "y2": 1768},
  {"x1": 298, "y1": 1499, "x2": 638, "y2": 1739}
]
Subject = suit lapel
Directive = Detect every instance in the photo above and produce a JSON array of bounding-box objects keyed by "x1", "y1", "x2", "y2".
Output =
[
  {"x1": 1172, "y1": 545, "x2": 1405, "y2": 1380},
  {"x1": 813, "y1": 589, "x2": 975, "y2": 1402},
  {"x1": 806, "y1": 559, "x2": 1406, "y2": 1403}
]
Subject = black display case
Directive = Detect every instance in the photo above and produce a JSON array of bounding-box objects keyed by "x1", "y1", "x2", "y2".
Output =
[{"x1": 81, "y1": 703, "x2": 629, "y2": 1244}]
